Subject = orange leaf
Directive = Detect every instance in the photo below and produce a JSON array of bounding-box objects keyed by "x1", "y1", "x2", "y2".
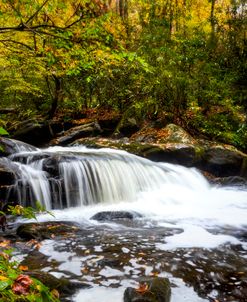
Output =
[
  {"x1": 135, "y1": 283, "x2": 149, "y2": 294},
  {"x1": 19, "y1": 265, "x2": 28, "y2": 271},
  {"x1": 0, "y1": 240, "x2": 10, "y2": 247}
]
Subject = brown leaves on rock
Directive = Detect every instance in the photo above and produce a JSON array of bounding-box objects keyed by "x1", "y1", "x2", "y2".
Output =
[
  {"x1": 26, "y1": 239, "x2": 42, "y2": 250},
  {"x1": 135, "y1": 282, "x2": 149, "y2": 294},
  {"x1": 12, "y1": 274, "x2": 33, "y2": 295}
]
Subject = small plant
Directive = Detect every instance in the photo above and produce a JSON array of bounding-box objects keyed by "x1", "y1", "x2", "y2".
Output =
[
  {"x1": 0, "y1": 202, "x2": 59, "y2": 301},
  {"x1": 7, "y1": 202, "x2": 54, "y2": 220},
  {"x1": 0, "y1": 248, "x2": 59, "y2": 301}
]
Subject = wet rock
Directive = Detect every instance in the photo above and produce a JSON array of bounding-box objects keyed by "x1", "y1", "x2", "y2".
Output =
[
  {"x1": 143, "y1": 143, "x2": 199, "y2": 166},
  {"x1": 16, "y1": 221, "x2": 79, "y2": 240},
  {"x1": 200, "y1": 145, "x2": 247, "y2": 177},
  {"x1": 210, "y1": 176, "x2": 247, "y2": 187},
  {"x1": 73, "y1": 127, "x2": 247, "y2": 177},
  {"x1": 53, "y1": 121, "x2": 102, "y2": 145},
  {"x1": 124, "y1": 277, "x2": 171, "y2": 302},
  {"x1": 90, "y1": 211, "x2": 142, "y2": 221},
  {"x1": 12, "y1": 120, "x2": 53, "y2": 146},
  {"x1": 27, "y1": 271, "x2": 90, "y2": 298},
  {"x1": 0, "y1": 137, "x2": 37, "y2": 157},
  {"x1": 0, "y1": 158, "x2": 17, "y2": 185}
]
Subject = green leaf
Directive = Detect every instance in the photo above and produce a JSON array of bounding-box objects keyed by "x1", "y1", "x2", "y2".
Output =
[
  {"x1": 0, "y1": 280, "x2": 10, "y2": 291},
  {"x1": 0, "y1": 127, "x2": 9, "y2": 136}
]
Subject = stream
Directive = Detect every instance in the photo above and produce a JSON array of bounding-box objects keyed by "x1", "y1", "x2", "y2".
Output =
[{"x1": 4, "y1": 145, "x2": 247, "y2": 301}]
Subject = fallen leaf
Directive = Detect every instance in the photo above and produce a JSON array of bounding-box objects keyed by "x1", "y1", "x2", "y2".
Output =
[
  {"x1": 0, "y1": 252, "x2": 9, "y2": 260},
  {"x1": 26, "y1": 239, "x2": 42, "y2": 250},
  {"x1": 138, "y1": 252, "x2": 146, "y2": 256},
  {"x1": 135, "y1": 282, "x2": 149, "y2": 294},
  {"x1": 19, "y1": 265, "x2": 28, "y2": 271},
  {"x1": 12, "y1": 274, "x2": 33, "y2": 295},
  {"x1": 0, "y1": 240, "x2": 10, "y2": 247},
  {"x1": 51, "y1": 288, "x2": 60, "y2": 299},
  {"x1": 81, "y1": 267, "x2": 89, "y2": 274}
]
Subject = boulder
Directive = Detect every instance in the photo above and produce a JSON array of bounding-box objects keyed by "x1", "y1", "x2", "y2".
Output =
[
  {"x1": 124, "y1": 277, "x2": 171, "y2": 302},
  {"x1": 91, "y1": 211, "x2": 142, "y2": 221},
  {"x1": 52, "y1": 121, "x2": 247, "y2": 178},
  {"x1": 0, "y1": 137, "x2": 37, "y2": 157},
  {"x1": 16, "y1": 221, "x2": 79, "y2": 240},
  {"x1": 53, "y1": 121, "x2": 102, "y2": 145},
  {"x1": 210, "y1": 176, "x2": 247, "y2": 187},
  {"x1": 0, "y1": 158, "x2": 17, "y2": 185},
  {"x1": 11, "y1": 119, "x2": 75, "y2": 146},
  {"x1": 26, "y1": 271, "x2": 90, "y2": 298},
  {"x1": 200, "y1": 145, "x2": 247, "y2": 177}
]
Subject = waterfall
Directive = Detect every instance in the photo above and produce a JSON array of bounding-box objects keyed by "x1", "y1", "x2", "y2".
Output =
[{"x1": 7, "y1": 146, "x2": 208, "y2": 210}]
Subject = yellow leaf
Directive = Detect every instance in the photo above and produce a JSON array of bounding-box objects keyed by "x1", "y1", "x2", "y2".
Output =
[
  {"x1": 0, "y1": 240, "x2": 10, "y2": 247},
  {"x1": 0, "y1": 276, "x2": 9, "y2": 281},
  {"x1": 51, "y1": 289, "x2": 60, "y2": 299}
]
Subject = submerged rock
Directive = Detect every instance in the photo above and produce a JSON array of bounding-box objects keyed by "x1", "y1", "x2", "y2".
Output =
[
  {"x1": 90, "y1": 211, "x2": 142, "y2": 221},
  {"x1": 124, "y1": 277, "x2": 171, "y2": 302}
]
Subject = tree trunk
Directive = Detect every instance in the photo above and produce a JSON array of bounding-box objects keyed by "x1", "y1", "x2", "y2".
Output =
[{"x1": 48, "y1": 76, "x2": 62, "y2": 119}]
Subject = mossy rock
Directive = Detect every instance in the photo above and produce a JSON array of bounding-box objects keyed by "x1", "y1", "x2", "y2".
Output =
[
  {"x1": 27, "y1": 271, "x2": 90, "y2": 298},
  {"x1": 16, "y1": 221, "x2": 80, "y2": 240},
  {"x1": 124, "y1": 277, "x2": 171, "y2": 302}
]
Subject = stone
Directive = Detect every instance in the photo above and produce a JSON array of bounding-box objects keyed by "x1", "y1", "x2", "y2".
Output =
[
  {"x1": 27, "y1": 271, "x2": 90, "y2": 298},
  {"x1": 210, "y1": 176, "x2": 247, "y2": 187},
  {"x1": 16, "y1": 221, "x2": 79, "y2": 240},
  {"x1": 0, "y1": 159, "x2": 17, "y2": 186},
  {"x1": 0, "y1": 137, "x2": 37, "y2": 157},
  {"x1": 200, "y1": 145, "x2": 247, "y2": 177},
  {"x1": 124, "y1": 277, "x2": 171, "y2": 302},
  {"x1": 90, "y1": 211, "x2": 142, "y2": 221},
  {"x1": 53, "y1": 121, "x2": 102, "y2": 145}
]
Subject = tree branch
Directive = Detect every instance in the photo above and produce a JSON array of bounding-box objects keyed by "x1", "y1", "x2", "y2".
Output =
[
  {"x1": 0, "y1": 39, "x2": 33, "y2": 50},
  {"x1": 25, "y1": 0, "x2": 50, "y2": 25}
]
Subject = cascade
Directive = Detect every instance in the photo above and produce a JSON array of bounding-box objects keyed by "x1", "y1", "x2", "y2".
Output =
[{"x1": 8, "y1": 146, "x2": 208, "y2": 209}]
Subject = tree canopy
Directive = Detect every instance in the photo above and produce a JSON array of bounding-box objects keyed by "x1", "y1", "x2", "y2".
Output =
[{"x1": 0, "y1": 0, "x2": 246, "y2": 148}]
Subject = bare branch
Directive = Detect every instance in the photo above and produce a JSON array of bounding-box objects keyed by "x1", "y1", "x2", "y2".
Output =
[
  {"x1": 0, "y1": 39, "x2": 33, "y2": 50},
  {"x1": 25, "y1": 0, "x2": 50, "y2": 25}
]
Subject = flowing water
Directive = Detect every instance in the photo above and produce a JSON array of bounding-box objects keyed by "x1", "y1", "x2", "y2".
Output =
[{"x1": 6, "y1": 145, "x2": 247, "y2": 301}]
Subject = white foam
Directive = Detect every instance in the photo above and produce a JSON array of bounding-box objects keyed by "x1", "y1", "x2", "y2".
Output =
[{"x1": 156, "y1": 225, "x2": 240, "y2": 250}]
